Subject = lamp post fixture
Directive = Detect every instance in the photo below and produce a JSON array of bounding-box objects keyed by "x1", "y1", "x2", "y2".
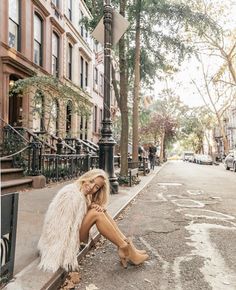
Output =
[{"x1": 98, "y1": 0, "x2": 119, "y2": 193}]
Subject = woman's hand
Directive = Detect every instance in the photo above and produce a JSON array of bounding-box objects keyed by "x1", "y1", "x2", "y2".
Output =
[{"x1": 90, "y1": 203, "x2": 106, "y2": 212}]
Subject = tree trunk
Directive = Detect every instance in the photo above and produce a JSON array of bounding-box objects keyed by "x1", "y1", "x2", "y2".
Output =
[
  {"x1": 160, "y1": 130, "x2": 165, "y2": 163},
  {"x1": 132, "y1": 0, "x2": 141, "y2": 163},
  {"x1": 119, "y1": 0, "x2": 129, "y2": 176}
]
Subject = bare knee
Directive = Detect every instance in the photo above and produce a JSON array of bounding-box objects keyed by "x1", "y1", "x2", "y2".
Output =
[
  {"x1": 87, "y1": 208, "x2": 105, "y2": 221},
  {"x1": 80, "y1": 209, "x2": 104, "y2": 243}
]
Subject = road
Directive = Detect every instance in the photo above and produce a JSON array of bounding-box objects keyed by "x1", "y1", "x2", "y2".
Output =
[{"x1": 70, "y1": 161, "x2": 236, "y2": 290}]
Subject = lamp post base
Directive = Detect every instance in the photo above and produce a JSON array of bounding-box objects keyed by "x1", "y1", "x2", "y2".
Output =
[{"x1": 98, "y1": 121, "x2": 119, "y2": 194}]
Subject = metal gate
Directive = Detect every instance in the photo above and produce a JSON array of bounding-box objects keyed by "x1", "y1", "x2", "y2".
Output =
[{"x1": 1, "y1": 192, "x2": 19, "y2": 285}]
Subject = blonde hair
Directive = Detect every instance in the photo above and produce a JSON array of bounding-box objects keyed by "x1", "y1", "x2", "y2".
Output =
[{"x1": 76, "y1": 169, "x2": 110, "y2": 206}]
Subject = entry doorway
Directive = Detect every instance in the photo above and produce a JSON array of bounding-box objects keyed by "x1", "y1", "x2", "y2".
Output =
[{"x1": 8, "y1": 75, "x2": 23, "y2": 126}]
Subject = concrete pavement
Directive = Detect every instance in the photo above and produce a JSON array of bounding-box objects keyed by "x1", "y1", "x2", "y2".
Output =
[{"x1": 4, "y1": 165, "x2": 164, "y2": 290}]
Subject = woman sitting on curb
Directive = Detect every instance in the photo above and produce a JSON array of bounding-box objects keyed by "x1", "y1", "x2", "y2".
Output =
[{"x1": 38, "y1": 168, "x2": 149, "y2": 272}]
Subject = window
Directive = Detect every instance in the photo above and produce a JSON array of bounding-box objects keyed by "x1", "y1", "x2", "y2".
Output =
[
  {"x1": 80, "y1": 56, "x2": 84, "y2": 88},
  {"x1": 68, "y1": 43, "x2": 72, "y2": 80},
  {"x1": 85, "y1": 61, "x2": 88, "y2": 87},
  {"x1": 52, "y1": 32, "x2": 59, "y2": 77},
  {"x1": 94, "y1": 106, "x2": 97, "y2": 132},
  {"x1": 100, "y1": 73, "x2": 103, "y2": 95},
  {"x1": 52, "y1": 0, "x2": 60, "y2": 17},
  {"x1": 52, "y1": 0, "x2": 59, "y2": 8},
  {"x1": 8, "y1": 0, "x2": 20, "y2": 50},
  {"x1": 80, "y1": 10, "x2": 84, "y2": 37},
  {"x1": 68, "y1": 0, "x2": 72, "y2": 21},
  {"x1": 94, "y1": 67, "x2": 98, "y2": 85},
  {"x1": 100, "y1": 109, "x2": 103, "y2": 124},
  {"x1": 34, "y1": 13, "x2": 43, "y2": 66},
  {"x1": 50, "y1": 99, "x2": 59, "y2": 135}
]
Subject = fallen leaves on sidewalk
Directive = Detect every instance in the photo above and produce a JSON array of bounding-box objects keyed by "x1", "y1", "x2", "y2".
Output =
[{"x1": 60, "y1": 272, "x2": 81, "y2": 289}]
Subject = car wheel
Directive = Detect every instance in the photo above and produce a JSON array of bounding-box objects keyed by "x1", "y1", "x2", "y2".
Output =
[{"x1": 225, "y1": 163, "x2": 230, "y2": 170}]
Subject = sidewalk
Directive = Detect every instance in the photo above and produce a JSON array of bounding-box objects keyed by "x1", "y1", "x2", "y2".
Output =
[{"x1": 4, "y1": 166, "x2": 164, "y2": 290}]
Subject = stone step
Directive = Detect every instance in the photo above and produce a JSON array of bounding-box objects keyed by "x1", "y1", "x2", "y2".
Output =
[
  {"x1": 1, "y1": 179, "x2": 33, "y2": 195},
  {"x1": 0, "y1": 157, "x2": 13, "y2": 169},
  {"x1": 1, "y1": 168, "x2": 25, "y2": 181}
]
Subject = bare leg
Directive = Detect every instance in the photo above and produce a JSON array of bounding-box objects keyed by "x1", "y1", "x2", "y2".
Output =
[
  {"x1": 104, "y1": 211, "x2": 126, "y2": 239},
  {"x1": 104, "y1": 212, "x2": 146, "y2": 254},
  {"x1": 80, "y1": 209, "x2": 149, "y2": 268},
  {"x1": 79, "y1": 208, "x2": 127, "y2": 247}
]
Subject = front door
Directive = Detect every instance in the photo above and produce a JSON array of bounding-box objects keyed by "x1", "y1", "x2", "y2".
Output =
[{"x1": 9, "y1": 93, "x2": 23, "y2": 127}]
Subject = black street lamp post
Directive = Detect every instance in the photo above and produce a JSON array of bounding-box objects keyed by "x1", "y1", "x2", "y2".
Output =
[{"x1": 98, "y1": 0, "x2": 119, "y2": 193}]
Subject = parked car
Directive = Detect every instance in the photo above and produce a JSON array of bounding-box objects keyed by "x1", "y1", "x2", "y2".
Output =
[
  {"x1": 195, "y1": 154, "x2": 213, "y2": 165},
  {"x1": 182, "y1": 151, "x2": 194, "y2": 161},
  {"x1": 224, "y1": 151, "x2": 236, "y2": 172}
]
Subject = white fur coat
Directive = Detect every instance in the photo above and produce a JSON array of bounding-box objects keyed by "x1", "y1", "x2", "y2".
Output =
[{"x1": 38, "y1": 183, "x2": 88, "y2": 272}]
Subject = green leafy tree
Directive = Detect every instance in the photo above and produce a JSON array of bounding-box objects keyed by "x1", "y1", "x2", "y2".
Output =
[{"x1": 10, "y1": 76, "x2": 91, "y2": 135}]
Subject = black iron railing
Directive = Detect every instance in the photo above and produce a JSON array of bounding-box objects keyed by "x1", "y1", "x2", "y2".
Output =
[
  {"x1": 42, "y1": 154, "x2": 99, "y2": 182},
  {"x1": 0, "y1": 117, "x2": 101, "y2": 181}
]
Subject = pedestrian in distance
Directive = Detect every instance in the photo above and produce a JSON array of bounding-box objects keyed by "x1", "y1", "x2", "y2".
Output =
[
  {"x1": 38, "y1": 168, "x2": 149, "y2": 272},
  {"x1": 149, "y1": 145, "x2": 156, "y2": 170}
]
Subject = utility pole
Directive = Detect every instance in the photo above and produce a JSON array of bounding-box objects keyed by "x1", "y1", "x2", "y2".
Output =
[{"x1": 98, "y1": 0, "x2": 119, "y2": 193}]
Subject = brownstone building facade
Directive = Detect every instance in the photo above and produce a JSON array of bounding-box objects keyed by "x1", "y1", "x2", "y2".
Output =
[{"x1": 0, "y1": 0, "x2": 107, "y2": 141}]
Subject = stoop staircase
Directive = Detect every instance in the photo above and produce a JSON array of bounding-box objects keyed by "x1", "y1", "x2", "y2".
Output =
[{"x1": 0, "y1": 157, "x2": 32, "y2": 195}]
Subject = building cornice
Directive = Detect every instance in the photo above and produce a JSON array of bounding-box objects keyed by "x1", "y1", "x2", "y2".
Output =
[
  {"x1": 66, "y1": 32, "x2": 77, "y2": 45},
  {"x1": 50, "y1": 17, "x2": 65, "y2": 34},
  {"x1": 32, "y1": 0, "x2": 50, "y2": 17},
  {"x1": 1, "y1": 56, "x2": 36, "y2": 77},
  {"x1": 79, "y1": 47, "x2": 92, "y2": 61},
  {"x1": 64, "y1": 16, "x2": 93, "y2": 56}
]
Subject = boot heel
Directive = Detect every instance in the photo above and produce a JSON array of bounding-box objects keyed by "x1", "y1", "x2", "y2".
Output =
[{"x1": 120, "y1": 257, "x2": 128, "y2": 268}]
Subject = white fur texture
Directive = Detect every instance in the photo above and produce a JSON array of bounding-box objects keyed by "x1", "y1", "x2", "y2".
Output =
[{"x1": 38, "y1": 183, "x2": 87, "y2": 272}]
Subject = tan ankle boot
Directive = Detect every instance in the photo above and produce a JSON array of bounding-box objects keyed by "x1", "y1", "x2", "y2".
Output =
[
  {"x1": 126, "y1": 238, "x2": 147, "y2": 254},
  {"x1": 118, "y1": 240, "x2": 149, "y2": 268}
]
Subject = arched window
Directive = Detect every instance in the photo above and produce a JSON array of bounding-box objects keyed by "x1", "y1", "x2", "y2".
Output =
[
  {"x1": 34, "y1": 13, "x2": 43, "y2": 66},
  {"x1": 50, "y1": 99, "x2": 59, "y2": 135},
  {"x1": 52, "y1": 32, "x2": 59, "y2": 77},
  {"x1": 8, "y1": 0, "x2": 21, "y2": 50},
  {"x1": 33, "y1": 91, "x2": 45, "y2": 132}
]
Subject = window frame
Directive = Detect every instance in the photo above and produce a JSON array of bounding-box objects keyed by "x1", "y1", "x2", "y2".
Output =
[
  {"x1": 52, "y1": 31, "x2": 60, "y2": 77},
  {"x1": 68, "y1": 0, "x2": 72, "y2": 21},
  {"x1": 8, "y1": 0, "x2": 21, "y2": 51},
  {"x1": 33, "y1": 13, "x2": 43, "y2": 66}
]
